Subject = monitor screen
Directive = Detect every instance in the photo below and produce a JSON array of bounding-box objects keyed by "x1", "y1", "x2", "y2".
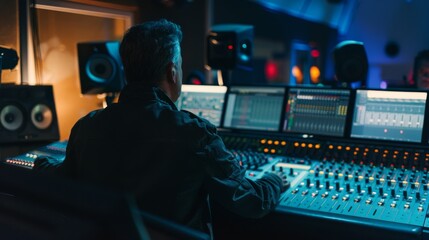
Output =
[
  {"x1": 351, "y1": 89, "x2": 427, "y2": 143},
  {"x1": 223, "y1": 86, "x2": 285, "y2": 131},
  {"x1": 283, "y1": 87, "x2": 350, "y2": 137},
  {"x1": 176, "y1": 84, "x2": 227, "y2": 127}
]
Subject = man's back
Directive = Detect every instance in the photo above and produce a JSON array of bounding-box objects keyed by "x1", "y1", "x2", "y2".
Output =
[{"x1": 61, "y1": 85, "x2": 214, "y2": 231}]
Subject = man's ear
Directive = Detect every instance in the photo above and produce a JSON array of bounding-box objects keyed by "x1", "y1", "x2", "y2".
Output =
[{"x1": 166, "y1": 61, "x2": 177, "y2": 84}]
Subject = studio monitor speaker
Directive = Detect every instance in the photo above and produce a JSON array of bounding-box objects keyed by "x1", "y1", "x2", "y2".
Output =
[
  {"x1": 333, "y1": 40, "x2": 368, "y2": 86},
  {"x1": 0, "y1": 85, "x2": 59, "y2": 144},
  {"x1": 77, "y1": 41, "x2": 126, "y2": 95},
  {"x1": 207, "y1": 24, "x2": 254, "y2": 71}
]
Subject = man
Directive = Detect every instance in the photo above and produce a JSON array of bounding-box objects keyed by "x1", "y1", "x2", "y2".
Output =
[
  {"x1": 413, "y1": 50, "x2": 429, "y2": 89},
  {"x1": 35, "y1": 19, "x2": 286, "y2": 236}
]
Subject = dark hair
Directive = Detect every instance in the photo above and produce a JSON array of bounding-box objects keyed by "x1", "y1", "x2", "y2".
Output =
[
  {"x1": 119, "y1": 19, "x2": 182, "y2": 84},
  {"x1": 412, "y1": 49, "x2": 429, "y2": 85}
]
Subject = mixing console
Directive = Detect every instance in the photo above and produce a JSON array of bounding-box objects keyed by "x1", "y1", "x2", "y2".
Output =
[
  {"x1": 5, "y1": 86, "x2": 429, "y2": 239},
  {"x1": 216, "y1": 130, "x2": 429, "y2": 239},
  {"x1": 4, "y1": 140, "x2": 67, "y2": 169}
]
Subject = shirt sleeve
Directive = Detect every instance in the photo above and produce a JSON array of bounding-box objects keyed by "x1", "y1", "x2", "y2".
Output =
[{"x1": 202, "y1": 125, "x2": 283, "y2": 219}]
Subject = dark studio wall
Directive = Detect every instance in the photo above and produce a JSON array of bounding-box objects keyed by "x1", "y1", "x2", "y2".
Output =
[{"x1": 212, "y1": 0, "x2": 339, "y2": 86}]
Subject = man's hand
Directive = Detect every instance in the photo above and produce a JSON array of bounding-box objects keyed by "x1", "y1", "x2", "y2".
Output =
[
  {"x1": 33, "y1": 156, "x2": 62, "y2": 171},
  {"x1": 272, "y1": 171, "x2": 290, "y2": 192}
]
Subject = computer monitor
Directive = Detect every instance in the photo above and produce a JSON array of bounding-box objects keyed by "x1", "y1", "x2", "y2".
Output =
[
  {"x1": 176, "y1": 84, "x2": 227, "y2": 127},
  {"x1": 223, "y1": 86, "x2": 285, "y2": 131},
  {"x1": 283, "y1": 87, "x2": 351, "y2": 137},
  {"x1": 350, "y1": 89, "x2": 427, "y2": 143}
]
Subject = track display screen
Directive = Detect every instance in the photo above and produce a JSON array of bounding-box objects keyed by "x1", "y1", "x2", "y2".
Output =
[
  {"x1": 283, "y1": 88, "x2": 350, "y2": 137},
  {"x1": 351, "y1": 89, "x2": 427, "y2": 143},
  {"x1": 223, "y1": 86, "x2": 285, "y2": 131}
]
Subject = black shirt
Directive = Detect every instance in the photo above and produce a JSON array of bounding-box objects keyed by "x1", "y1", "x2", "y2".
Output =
[{"x1": 54, "y1": 84, "x2": 283, "y2": 233}]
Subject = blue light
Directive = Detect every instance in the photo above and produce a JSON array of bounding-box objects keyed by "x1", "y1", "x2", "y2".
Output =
[{"x1": 239, "y1": 54, "x2": 249, "y2": 62}]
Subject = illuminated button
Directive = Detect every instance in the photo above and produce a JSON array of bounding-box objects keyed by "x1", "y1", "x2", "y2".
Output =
[
  {"x1": 301, "y1": 143, "x2": 306, "y2": 148},
  {"x1": 329, "y1": 145, "x2": 334, "y2": 149},
  {"x1": 274, "y1": 140, "x2": 279, "y2": 145},
  {"x1": 267, "y1": 140, "x2": 273, "y2": 145},
  {"x1": 281, "y1": 141, "x2": 286, "y2": 146},
  {"x1": 337, "y1": 146, "x2": 342, "y2": 150},
  {"x1": 263, "y1": 148, "x2": 269, "y2": 153},
  {"x1": 270, "y1": 149, "x2": 276, "y2": 154},
  {"x1": 294, "y1": 142, "x2": 299, "y2": 147},
  {"x1": 260, "y1": 139, "x2": 267, "y2": 144},
  {"x1": 308, "y1": 143, "x2": 313, "y2": 148},
  {"x1": 315, "y1": 144, "x2": 321, "y2": 149},
  {"x1": 345, "y1": 146, "x2": 351, "y2": 151}
]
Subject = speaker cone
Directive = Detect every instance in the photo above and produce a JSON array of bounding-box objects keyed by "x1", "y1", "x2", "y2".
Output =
[
  {"x1": 0, "y1": 105, "x2": 24, "y2": 131},
  {"x1": 85, "y1": 54, "x2": 117, "y2": 83},
  {"x1": 31, "y1": 104, "x2": 53, "y2": 130}
]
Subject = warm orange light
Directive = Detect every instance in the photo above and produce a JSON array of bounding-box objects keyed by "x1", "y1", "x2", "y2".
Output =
[
  {"x1": 310, "y1": 66, "x2": 320, "y2": 83},
  {"x1": 292, "y1": 66, "x2": 303, "y2": 84}
]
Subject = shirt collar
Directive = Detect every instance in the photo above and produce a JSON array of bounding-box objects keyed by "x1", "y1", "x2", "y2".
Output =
[{"x1": 118, "y1": 83, "x2": 178, "y2": 110}]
